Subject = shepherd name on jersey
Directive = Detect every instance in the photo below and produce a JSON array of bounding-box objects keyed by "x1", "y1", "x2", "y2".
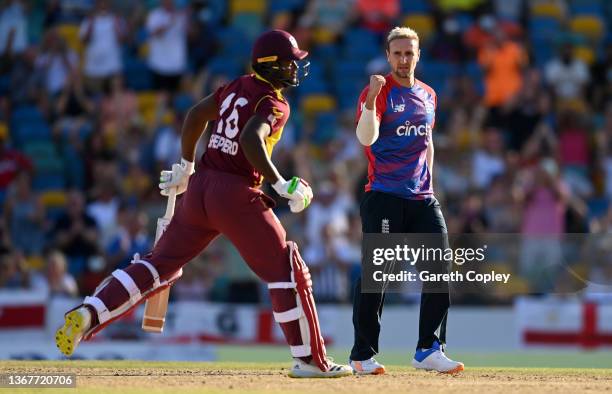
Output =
[{"x1": 202, "y1": 74, "x2": 289, "y2": 186}]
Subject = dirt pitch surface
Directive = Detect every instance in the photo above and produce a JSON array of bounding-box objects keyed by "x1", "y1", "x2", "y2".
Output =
[{"x1": 1, "y1": 361, "x2": 611, "y2": 394}]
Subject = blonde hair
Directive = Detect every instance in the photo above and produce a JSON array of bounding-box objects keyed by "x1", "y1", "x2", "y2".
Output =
[{"x1": 386, "y1": 26, "x2": 419, "y2": 50}]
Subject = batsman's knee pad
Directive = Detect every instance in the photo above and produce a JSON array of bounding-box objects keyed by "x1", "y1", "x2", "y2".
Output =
[
  {"x1": 267, "y1": 241, "x2": 329, "y2": 371},
  {"x1": 81, "y1": 253, "x2": 182, "y2": 339}
]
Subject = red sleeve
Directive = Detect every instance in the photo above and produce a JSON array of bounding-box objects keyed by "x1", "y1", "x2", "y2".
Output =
[
  {"x1": 432, "y1": 91, "x2": 437, "y2": 130},
  {"x1": 355, "y1": 86, "x2": 386, "y2": 125},
  {"x1": 254, "y1": 95, "x2": 284, "y2": 132}
]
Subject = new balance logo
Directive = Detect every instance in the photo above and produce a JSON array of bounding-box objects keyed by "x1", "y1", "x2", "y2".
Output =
[
  {"x1": 382, "y1": 218, "x2": 390, "y2": 234},
  {"x1": 393, "y1": 104, "x2": 405, "y2": 112}
]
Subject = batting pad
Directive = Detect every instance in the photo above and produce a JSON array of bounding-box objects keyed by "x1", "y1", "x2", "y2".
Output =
[{"x1": 268, "y1": 241, "x2": 330, "y2": 371}]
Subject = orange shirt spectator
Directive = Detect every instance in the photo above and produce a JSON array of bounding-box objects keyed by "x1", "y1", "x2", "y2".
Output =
[{"x1": 478, "y1": 36, "x2": 526, "y2": 107}]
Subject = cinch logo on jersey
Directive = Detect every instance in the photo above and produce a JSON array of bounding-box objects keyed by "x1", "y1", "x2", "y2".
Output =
[
  {"x1": 208, "y1": 134, "x2": 239, "y2": 155},
  {"x1": 395, "y1": 120, "x2": 432, "y2": 137}
]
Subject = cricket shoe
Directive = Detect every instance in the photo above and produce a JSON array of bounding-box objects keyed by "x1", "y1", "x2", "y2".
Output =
[
  {"x1": 289, "y1": 358, "x2": 352, "y2": 378},
  {"x1": 349, "y1": 358, "x2": 386, "y2": 375},
  {"x1": 411, "y1": 341, "x2": 464, "y2": 374},
  {"x1": 55, "y1": 307, "x2": 92, "y2": 357}
]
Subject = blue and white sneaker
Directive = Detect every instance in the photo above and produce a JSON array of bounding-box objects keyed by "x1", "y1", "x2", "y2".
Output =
[{"x1": 411, "y1": 341, "x2": 464, "y2": 374}]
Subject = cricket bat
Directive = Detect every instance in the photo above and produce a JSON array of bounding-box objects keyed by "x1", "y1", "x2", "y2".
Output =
[{"x1": 142, "y1": 187, "x2": 177, "y2": 333}]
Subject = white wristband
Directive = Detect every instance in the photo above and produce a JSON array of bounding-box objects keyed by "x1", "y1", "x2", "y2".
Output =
[{"x1": 181, "y1": 158, "x2": 195, "y2": 175}]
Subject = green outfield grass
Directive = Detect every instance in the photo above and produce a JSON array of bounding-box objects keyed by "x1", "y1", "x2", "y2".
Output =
[{"x1": 216, "y1": 345, "x2": 612, "y2": 369}]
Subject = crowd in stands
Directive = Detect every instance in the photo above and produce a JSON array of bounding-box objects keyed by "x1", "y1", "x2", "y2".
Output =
[{"x1": 0, "y1": 0, "x2": 611, "y2": 304}]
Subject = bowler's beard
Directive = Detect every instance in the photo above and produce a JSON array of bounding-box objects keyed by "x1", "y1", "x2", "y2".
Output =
[{"x1": 393, "y1": 67, "x2": 411, "y2": 80}]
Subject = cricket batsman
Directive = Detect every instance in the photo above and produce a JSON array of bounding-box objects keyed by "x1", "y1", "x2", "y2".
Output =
[
  {"x1": 55, "y1": 29, "x2": 352, "y2": 378},
  {"x1": 349, "y1": 27, "x2": 464, "y2": 374}
]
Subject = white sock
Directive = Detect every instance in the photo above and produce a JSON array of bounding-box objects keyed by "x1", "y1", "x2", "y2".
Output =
[{"x1": 78, "y1": 306, "x2": 92, "y2": 331}]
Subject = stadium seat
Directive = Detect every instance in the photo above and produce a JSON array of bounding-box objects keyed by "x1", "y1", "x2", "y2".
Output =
[
  {"x1": 455, "y1": 13, "x2": 474, "y2": 33},
  {"x1": 416, "y1": 61, "x2": 460, "y2": 81},
  {"x1": 11, "y1": 122, "x2": 51, "y2": 146},
  {"x1": 40, "y1": 190, "x2": 68, "y2": 208},
  {"x1": 569, "y1": 15, "x2": 605, "y2": 41},
  {"x1": 231, "y1": 12, "x2": 264, "y2": 40},
  {"x1": 173, "y1": 94, "x2": 194, "y2": 114},
  {"x1": 56, "y1": 24, "x2": 83, "y2": 54},
  {"x1": 400, "y1": 0, "x2": 430, "y2": 13},
  {"x1": 268, "y1": 0, "x2": 304, "y2": 13},
  {"x1": 312, "y1": 112, "x2": 338, "y2": 144},
  {"x1": 531, "y1": 2, "x2": 565, "y2": 21},
  {"x1": 574, "y1": 45, "x2": 596, "y2": 64},
  {"x1": 26, "y1": 255, "x2": 45, "y2": 271},
  {"x1": 569, "y1": 0, "x2": 604, "y2": 16},
  {"x1": 32, "y1": 173, "x2": 67, "y2": 191},
  {"x1": 402, "y1": 14, "x2": 436, "y2": 43},
  {"x1": 335, "y1": 85, "x2": 362, "y2": 111},
  {"x1": 206, "y1": 56, "x2": 244, "y2": 80},
  {"x1": 124, "y1": 57, "x2": 153, "y2": 91},
  {"x1": 230, "y1": 0, "x2": 266, "y2": 16},
  {"x1": 311, "y1": 27, "x2": 337, "y2": 45},
  {"x1": 587, "y1": 197, "x2": 609, "y2": 219},
  {"x1": 138, "y1": 42, "x2": 149, "y2": 59},
  {"x1": 11, "y1": 105, "x2": 45, "y2": 124},
  {"x1": 40, "y1": 190, "x2": 68, "y2": 221},
  {"x1": 300, "y1": 94, "x2": 337, "y2": 117},
  {"x1": 332, "y1": 61, "x2": 367, "y2": 83},
  {"x1": 215, "y1": 26, "x2": 251, "y2": 61},
  {"x1": 342, "y1": 29, "x2": 380, "y2": 61},
  {"x1": 297, "y1": 77, "x2": 328, "y2": 97},
  {"x1": 137, "y1": 91, "x2": 159, "y2": 114},
  {"x1": 529, "y1": 16, "x2": 562, "y2": 43}
]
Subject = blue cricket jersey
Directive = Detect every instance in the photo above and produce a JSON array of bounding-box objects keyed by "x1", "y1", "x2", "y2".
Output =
[{"x1": 356, "y1": 74, "x2": 437, "y2": 200}]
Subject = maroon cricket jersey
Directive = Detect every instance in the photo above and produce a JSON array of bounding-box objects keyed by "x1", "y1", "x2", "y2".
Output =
[{"x1": 201, "y1": 74, "x2": 290, "y2": 186}]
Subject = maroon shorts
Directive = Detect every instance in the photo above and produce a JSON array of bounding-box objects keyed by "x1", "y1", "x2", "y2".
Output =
[{"x1": 149, "y1": 168, "x2": 292, "y2": 284}]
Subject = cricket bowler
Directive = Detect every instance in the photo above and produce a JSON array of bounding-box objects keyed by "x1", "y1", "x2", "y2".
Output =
[
  {"x1": 55, "y1": 29, "x2": 352, "y2": 378},
  {"x1": 349, "y1": 27, "x2": 464, "y2": 374}
]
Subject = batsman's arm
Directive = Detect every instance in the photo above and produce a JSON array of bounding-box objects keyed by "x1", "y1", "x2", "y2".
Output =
[
  {"x1": 180, "y1": 93, "x2": 218, "y2": 162},
  {"x1": 240, "y1": 115, "x2": 283, "y2": 184}
]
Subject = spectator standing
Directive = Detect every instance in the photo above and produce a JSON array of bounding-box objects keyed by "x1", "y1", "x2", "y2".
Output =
[
  {"x1": 31, "y1": 250, "x2": 78, "y2": 297},
  {"x1": 146, "y1": 0, "x2": 188, "y2": 93},
  {"x1": 79, "y1": 0, "x2": 125, "y2": 93},
  {"x1": 478, "y1": 29, "x2": 527, "y2": 127},
  {"x1": 544, "y1": 43, "x2": 590, "y2": 104},
  {"x1": 0, "y1": 0, "x2": 28, "y2": 57}
]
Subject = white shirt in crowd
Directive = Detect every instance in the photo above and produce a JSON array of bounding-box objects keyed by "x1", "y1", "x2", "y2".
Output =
[
  {"x1": 86, "y1": 197, "x2": 119, "y2": 248},
  {"x1": 79, "y1": 13, "x2": 123, "y2": 78},
  {"x1": 0, "y1": 1, "x2": 28, "y2": 55},
  {"x1": 35, "y1": 50, "x2": 79, "y2": 95},
  {"x1": 154, "y1": 125, "x2": 182, "y2": 168},
  {"x1": 146, "y1": 7, "x2": 187, "y2": 75},
  {"x1": 545, "y1": 58, "x2": 590, "y2": 100},
  {"x1": 472, "y1": 149, "x2": 505, "y2": 189}
]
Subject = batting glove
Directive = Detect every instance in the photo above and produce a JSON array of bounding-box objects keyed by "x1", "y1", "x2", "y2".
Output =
[
  {"x1": 159, "y1": 158, "x2": 195, "y2": 196},
  {"x1": 272, "y1": 176, "x2": 314, "y2": 213}
]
